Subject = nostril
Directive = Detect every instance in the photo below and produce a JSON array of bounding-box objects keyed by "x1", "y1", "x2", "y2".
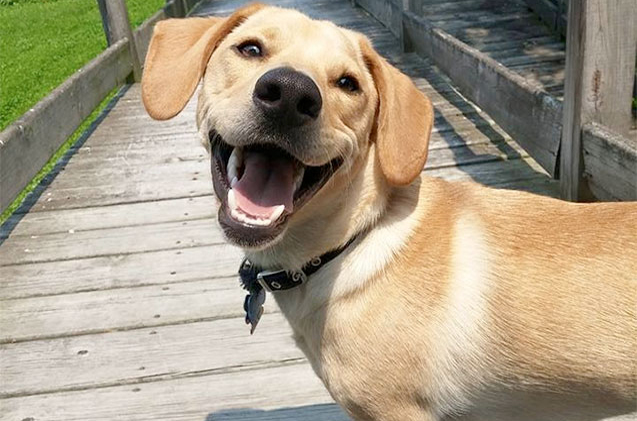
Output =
[
  {"x1": 253, "y1": 67, "x2": 322, "y2": 125},
  {"x1": 297, "y1": 95, "x2": 320, "y2": 119},
  {"x1": 256, "y1": 82, "x2": 281, "y2": 103}
]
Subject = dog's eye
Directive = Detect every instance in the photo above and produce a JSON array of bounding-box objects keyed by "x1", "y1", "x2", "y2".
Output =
[
  {"x1": 236, "y1": 41, "x2": 263, "y2": 58},
  {"x1": 336, "y1": 76, "x2": 359, "y2": 92}
]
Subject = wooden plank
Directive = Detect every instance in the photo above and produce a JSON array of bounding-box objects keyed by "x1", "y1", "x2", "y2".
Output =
[
  {"x1": 0, "y1": 245, "x2": 241, "y2": 300},
  {"x1": 497, "y1": 50, "x2": 564, "y2": 68},
  {"x1": 133, "y1": 9, "x2": 167, "y2": 63},
  {"x1": 0, "y1": 40, "x2": 131, "y2": 213},
  {"x1": 355, "y1": 0, "x2": 404, "y2": 40},
  {"x1": 0, "y1": 218, "x2": 224, "y2": 266},
  {"x1": 425, "y1": 155, "x2": 551, "y2": 185},
  {"x1": 0, "y1": 312, "x2": 299, "y2": 397},
  {"x1": 428, "y1": 9, "x2": 533, "y2": 26},
  {"x1": 511, "y1": 60, "x2": 565, "y2": 95},
  {"x1": 402, "y1": 10, "x2": 563, "y2": 176},
  {"x1": 2, "y1": 196, "x2": 215, "y2": 238},
  {"x1": 522, "y1": 0, "x2": 558, "y2": 31},
  {"x1": 25, "y1": 160, "x2": 210, "y2": 212},
  {"x1": 523, "y1": 0, "x2": 567, "y2": 37},
  {"x1": 474, "y1": 36, "x2": 560, "y2": 54},
  {"x1": 50, "y1": 137, "x2": 205, "y2": 169},
  {"x1": 97, "y1": 0, "x2": 142, "y2": 81},
  {"x1": 412, "y1": 0, "x2": 493, "y2": 16},
  {"x1": 560, "y1": 0, "x2": 637, "y2": 200},
  {"x1": 164, "y1": 0, "x2": 186, "y2": 18},
  {"x1": 0, "y1": 363, "x2": 345, "y2": 421},
  {"x1": 489, "y1": 41, "x2": 564, "y2": 61},
  {"x1": 449, "y1": 21, "x2": 553, "y2": 46},
  {"x1": 582, "y1": 123, "x2": 637, "y2": 201},
  {"x1": 430, "y1": 11, "x2": 535, "y2": 33},
  {"x1": 0, "y1": 276, "x2": 279, "y2": 344}
]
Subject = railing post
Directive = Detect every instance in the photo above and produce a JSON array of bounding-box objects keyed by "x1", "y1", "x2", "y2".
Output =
[
  {"x1": 164, "y1": 0, "x2": 186, "y2": 18},
  {"x1": 96, "y1": 0, "x2": 143, "y2": 82},
  {"x1": 560, "y1": 0, "x2": 637, "y2": 201},
  {"x1": 408, "y1": 0, "x2": 423, "y2": 15}
]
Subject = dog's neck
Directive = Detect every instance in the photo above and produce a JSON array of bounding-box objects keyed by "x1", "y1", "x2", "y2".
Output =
[{"x1": 269, "y1": 179, "x2": 423, "y2": 327}]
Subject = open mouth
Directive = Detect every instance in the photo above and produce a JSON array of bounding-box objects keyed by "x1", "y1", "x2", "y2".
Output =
[{"x1": 209, "y1": 130, "x2": 343, "y2": 247}]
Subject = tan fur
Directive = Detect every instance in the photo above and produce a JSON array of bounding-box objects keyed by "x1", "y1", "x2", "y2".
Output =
[
  {"x1": 141, "y1": 3, "x2": 265, "y2": 120},
  {"x1": 360, "y1": 40, "x2": 433, "y2": 186},
  {"x1": 142, "y1": 5, "x2": 637, "y2": 420}
]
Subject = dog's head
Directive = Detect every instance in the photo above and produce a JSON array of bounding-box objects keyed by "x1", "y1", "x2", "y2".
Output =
[{"x1": 142, "y1": 4, "x2": 433, "y2": 251}]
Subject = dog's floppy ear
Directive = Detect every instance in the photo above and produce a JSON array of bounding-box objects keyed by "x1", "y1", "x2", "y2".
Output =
[
  {"x1": 142, "y1": 3, "x2": 265, "y2": 120},
  {"x1": 361, "y1": 40, "x2": 434, "y2": 186}
]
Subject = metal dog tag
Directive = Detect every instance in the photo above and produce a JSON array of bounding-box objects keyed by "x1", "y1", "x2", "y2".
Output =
[{"x1": 243, "y1": 287, "x2": 265, "y2": 334}]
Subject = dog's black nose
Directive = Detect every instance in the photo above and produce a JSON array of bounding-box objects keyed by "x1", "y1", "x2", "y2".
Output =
[{"x1": 253, "y1": 67, "x2": 322, "y2": 127}]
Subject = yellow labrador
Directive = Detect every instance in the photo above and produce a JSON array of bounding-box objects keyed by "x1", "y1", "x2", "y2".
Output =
[{"x1": 142, "y1": 4, "x2": 637, "y2": 420}]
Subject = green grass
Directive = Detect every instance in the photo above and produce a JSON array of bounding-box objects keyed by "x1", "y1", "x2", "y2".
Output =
[
  {"x1": 0, "y1": 0, "x2": 164, "y2": 225},
  {"x1": 0, "y1": 0, "x2": 163, "y2": 130}
]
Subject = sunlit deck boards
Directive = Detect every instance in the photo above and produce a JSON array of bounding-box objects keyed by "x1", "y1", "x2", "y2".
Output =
[
  {"x1": 0, "y1": 0, "x2": 557, "y2": 419},
  {"x1": 413, "y1": 0, "x2": 567, "y2": 98}
]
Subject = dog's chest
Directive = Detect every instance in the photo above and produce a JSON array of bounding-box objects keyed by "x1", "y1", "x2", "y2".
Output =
[{"x1": 278, "y1": 289, "x2": 443, "y2": 417}]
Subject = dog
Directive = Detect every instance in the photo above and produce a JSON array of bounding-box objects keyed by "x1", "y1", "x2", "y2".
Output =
[{"x1": 141, "y1": 4, "x2": 637, "y2": 420}]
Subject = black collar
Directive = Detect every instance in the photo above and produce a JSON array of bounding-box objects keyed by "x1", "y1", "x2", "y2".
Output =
[{"x1": 238, "y1": 237, "x2": 357, "y2": 333}]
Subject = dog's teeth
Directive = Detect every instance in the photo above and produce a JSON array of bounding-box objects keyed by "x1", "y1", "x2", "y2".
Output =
[
  {"x1": 294, "y1": 167, "x2": 305, "y2": 192},
  {"x1": 271, "y1": 205, "x2": 285, "y2": 221},
  {"x1": 227, "y1": 188, "x2": 237, "y2": 210},
  {"x1": 228, "y1": 166, "x2": 237, "y2": 183},
  {"x1": 237, "y1": 212, "x2": 249, "y2": 224},
  {"x1": 227, "y1": 147, "x2": 243, "y2": 183},
  {"x1": 227, "y1": 188, "x2": 282, "y2": 227},
  {"x1": 231, "y1": 176, "x2": 238, "y2": 188}
]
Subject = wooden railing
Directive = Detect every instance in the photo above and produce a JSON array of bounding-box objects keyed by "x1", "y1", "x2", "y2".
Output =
[
  {"x1": 559, "y1": 0, "x2": 636, "y2": 201},
  {"x1": 0, "y1": 0, "x2": 201, "y2": 213},
  {"x1": 355, "y1": 0, "x2": 636, "y2": 201}
]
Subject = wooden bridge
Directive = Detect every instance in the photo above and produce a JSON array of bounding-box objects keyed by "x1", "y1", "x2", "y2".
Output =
[{"x1": 0, "y1": 0, "x2": 634, "y2": 419}]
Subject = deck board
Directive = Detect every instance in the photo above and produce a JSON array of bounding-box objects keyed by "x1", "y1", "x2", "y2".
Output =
[
  {"x1": 416, "y1": 0, "x2": 566, "y2": 99},
  {"x1": 0, "y1": 0, "x2": 558, "y2": 418},
  {"x1": 1, "y1": 364, "x2": 347, "y2": 421},
  {"x1": 1, "y1": 313, "x2": 299, "y2": 397},
  {"x1": 1, "y1": 245, "x2": 239, "y2": 299}
]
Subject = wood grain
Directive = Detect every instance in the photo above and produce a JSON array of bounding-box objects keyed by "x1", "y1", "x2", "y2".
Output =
[
  {"x1": 582, "y1": 123, "x2": 637, "y2": 201},
  {"x1": 1, "y1": 245, "x2": 241, "y2": 299},
  {"x1": 0, "y1": 276, "x2": 273, "y2": 343},
  {"x1": 0, "y1": 313, "x2": 299, "y2": 397},
  {"x1": 560, "y1": 0, "x2": 637, "y2": 200},
  {"x1": 0, "y1": 363, "x2": 346, "y2": 421}
]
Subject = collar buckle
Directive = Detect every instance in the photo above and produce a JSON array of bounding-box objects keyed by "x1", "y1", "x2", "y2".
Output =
[
  {"x1": 256, "y1": 269, "x2": 307, "y2": 292},
  {"x1": 256, "y1": 269, "x2": 283, "y2": 292}
]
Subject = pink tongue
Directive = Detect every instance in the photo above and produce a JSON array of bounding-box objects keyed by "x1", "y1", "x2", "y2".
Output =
[{"x1": 233, "y1": 150, "x2": 295, "y2": 218}]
